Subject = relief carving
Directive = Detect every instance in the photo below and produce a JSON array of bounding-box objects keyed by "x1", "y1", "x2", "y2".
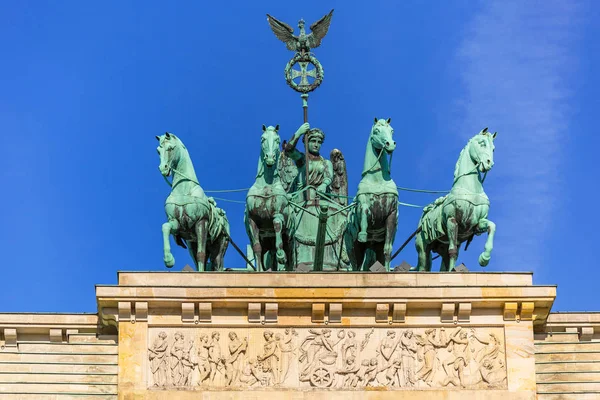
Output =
[{"x1": 147, "y1": 327, "x2": 507, "y2": 390}]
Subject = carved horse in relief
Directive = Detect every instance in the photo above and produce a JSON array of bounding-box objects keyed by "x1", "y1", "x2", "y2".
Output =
[
  {"x1": 157, "y1": 132, "x2": 229, "y2": 271},
  {"x1": 414, "y1": 127, "x2": 497, "y2": 271},
  {"x1": 245, "y1": 125, "x2": 293, "y2": 271},
  {"x1": 346, "y1": 118, "x2": 398, "y2": 271}
]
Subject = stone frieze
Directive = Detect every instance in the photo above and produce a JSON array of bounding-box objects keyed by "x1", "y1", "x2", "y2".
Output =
[{"x1": 147, "y1": 327, "x2": 507, "y2": 390}]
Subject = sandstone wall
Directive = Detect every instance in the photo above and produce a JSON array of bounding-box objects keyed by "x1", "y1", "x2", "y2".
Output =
[
  {"x1": 535, "y1": 312, "x2": 600, "y2": 400},
  {"x1": 0, "y1": 313, "x2": 117, "y2": 399}
]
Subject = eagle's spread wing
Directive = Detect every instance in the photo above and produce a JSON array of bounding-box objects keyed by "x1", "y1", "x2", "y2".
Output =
[
  {"x1": 266, "y1": 14, "x2": 298, "y2": 51},
  {"x1": 307, "y1": 9, "x2": 334, "y2": 49}
]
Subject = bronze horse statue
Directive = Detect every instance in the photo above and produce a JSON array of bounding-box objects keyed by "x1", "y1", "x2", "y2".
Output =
[
  {"x1": 413, "y1": 128, "x2": 497, "y2": 271},
  {"x1": 157, "y1": 132, "x2": 229, "y2": 271},
  {"x1": 245, "y1": 125, "x2": 293, "y2": 271},
  {"x1": 346, "y1": 118, "x2": 398, "y2": 271}
]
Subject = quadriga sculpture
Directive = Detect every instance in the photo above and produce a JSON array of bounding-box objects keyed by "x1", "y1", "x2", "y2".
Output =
[
  {"x1": 156, "y1": 133, "x2": 230, "y2": 271},
  {"x1": 346, "y1": 118, "x2": 398, "y2": 271},
  {"x1": 245, "y1": 125, "x2": 293, "y2": 271},
  {"x1": 414, "y1": 127, "x2": 497, "y2": 271}
]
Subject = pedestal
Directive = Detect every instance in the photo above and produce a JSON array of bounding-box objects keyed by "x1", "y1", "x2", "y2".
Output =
[{"x1": 96, "y1": 272, "x2": 555, "y2": 399}]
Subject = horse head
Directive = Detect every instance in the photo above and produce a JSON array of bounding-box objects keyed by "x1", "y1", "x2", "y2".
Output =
[
  {"x1": 371, "y1": 118, "x2": 396, "y2": 154},
  {"x1": 156, "y1": 132, "x2": 185, "y2": 177},
  {"x1": 261, "y1": 124, "x2": 281, "y2": 167},
  {"x1": 469, "y1": 127, "x2": 497, "y2": 173}
]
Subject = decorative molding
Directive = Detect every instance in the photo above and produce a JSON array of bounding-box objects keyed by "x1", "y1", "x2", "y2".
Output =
[
  {"x1": 49, "y1": 328, "x2": 63, "y2": 343},
  {"x1": 375, "y1": 303, "x2": 390, "y2": 323},
  {"x1": 135, "y1": 302, "x2": 148, "y2": 322},
  {"x1": 248, "y1": 303, "x2": 262, "y2": 323},
  {"x1": 503, "y1": 302, "x2": 518, "y2": 321},
  {"x1": 458, "y1": 303, "x2": 472, "y2": 322},
  {"x1": 199, "y1": 303, "x2": 212, "y2": 323},
  {"x1": 3, "y1": 328, "x2": 17, "y2": 347},
  {"x1": 265, "y1": 303, "x2": 278, "y2": 323},
  {"x1": 392, "y1": 303, "x2": 406, "y2": 323},
  {"x1": 118, "y1": 301, "x2": 132, "y2": 322},
  {"x1": 441, "y1": 303, "x2": 455, "y2": 323},
  {"x1": 312, "y1": 303, "x2": 325, "y2": 323},
  {"x1": 580, "y1": 327, "x2": 594, "y2": 341},
  {"x1": 182, "y1": 303, "x2": 195, "y2": 323},
  {"x1": 520, "y1": 302, "x2": 534, "y2": 321},
  {"x1": 329, "y1": 303, "x2": 342, "y2": 323}
]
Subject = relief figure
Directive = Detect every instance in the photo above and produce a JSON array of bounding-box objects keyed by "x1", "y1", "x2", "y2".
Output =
[
  {"x1": 400, "y1": 330, "x2": 418, "y2": 387},
  {"x1": 170, "y1": 331, "x2": 194, "y2": 386},
  {"x1": 226, "y1": 332, "x2": 248, "y2": 386},
  {"x1": 196, "y1": 333, "x2": 211, "y2": 384},
  {"x1": 257, "y1": 330, "x2": 282, "y2": 385},
  {"x1": 148, "y1": 331, "x2": 169, "y2": 387},
  {"x1": 442, "y1": 328, "x2": 470, "y2": 388},
  {"x1": 208, "y1": 332, "x2": 225, "y2": 383},
  {"x1": 279, "y1": 328, "x2": 298, "y2": 383}
]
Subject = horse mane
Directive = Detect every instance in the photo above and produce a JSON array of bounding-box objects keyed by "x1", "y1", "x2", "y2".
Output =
[
  {"x1": 361, "y1": 121, "x2": 389, "y2": 177},
  {"x1": 453, "y1": 136, "x2": 476, "y2": 180}
]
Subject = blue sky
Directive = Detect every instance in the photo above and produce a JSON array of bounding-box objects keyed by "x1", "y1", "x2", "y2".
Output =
[{"x1": 1, "y1": 1, "x2": 598, "y2": 313}]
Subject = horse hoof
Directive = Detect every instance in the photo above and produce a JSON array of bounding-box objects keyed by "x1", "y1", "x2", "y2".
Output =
[
  {"x1": 358, "y1": 232, "x2": 368, "y2": 243},
  {"x1": 276, "y1": 249, "x2": 287, "y2": 264},
  {"x1": 478, "y1": 253, "x2": 490, "y2": 267},
  {"x1": 164, "y1": 254, "x2": 175, "y2": 268}
]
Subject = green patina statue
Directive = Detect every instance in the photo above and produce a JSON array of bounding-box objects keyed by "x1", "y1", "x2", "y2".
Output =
[
  {"x1": 244, "y1": 125, "x2": 293, "y2": 271},
  {"x1": 157, "y1": 133, "x2": 230, "y2": 271},
  {"x1": 282, "y1": 123, "x2": 349, "y2": 271},
  {"x1": 413, "y1": 128, "x2": 497, "y2": 272},
  {"x1": 345, "y1": 118, "x2": 398, "y2": 271}
]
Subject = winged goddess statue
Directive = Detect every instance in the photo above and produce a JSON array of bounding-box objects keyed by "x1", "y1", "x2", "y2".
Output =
[{"x1": 266, "y1": 9, "x2": 334, "y2": 54}]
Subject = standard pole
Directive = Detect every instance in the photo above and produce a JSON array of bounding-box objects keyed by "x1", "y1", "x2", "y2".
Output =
[
  {"x1": 301, "y1": 93, "x2": 309, "y2": 192},
  {"x1": 313, "y1": 204, "x2": 329, "y2": 271}
]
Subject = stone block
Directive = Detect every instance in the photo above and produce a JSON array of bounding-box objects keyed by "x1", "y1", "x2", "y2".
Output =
[
  {"x1": 312, "y1": 303, "x2": 325, "y2": 323},
  {"x1": 49, "y1": 328, "x2": 63, "y2": 342},
  {"x1": 265, "y1": 303, "x2": 278, "y2": 323},
  {"x1": 248, "y1": 303, "x2": 261, "y2": 323},
  {"x1": 520, "y1": 302, "x2": 534, "y2": 321},
  {"x1": 199, "y1": 302, "x2": 212, "y2": 322},
  {"x1": 329, "y1": 303, "x2": 342, "y2": 323},
  {"x1": 441, "y1": 303, "x2": 455, "y2": 323},
  {"x1": 458, "y1": 302, "x2": 472, "y2": 322},
  {"x1": 3, "y1": 328, "x2": 17, "y2": 347},
  {"x1": 581, "y1": 326, "x2": 594, "y2": 341},
  {"x1": 504, "y1": 302, "x2": 518, "y2": 321},
  {"x1": 135, "y1": 302, "x2": 148, "y2": 322},
  {"x1": 181, "y1": 303, "x2": 195, "y2": 323},
  {"x1": 376, "y1": 303, "x2": 390, "y2": 323},
  {"x1": 118, "y1": 301, "x2": 132, "y2": 322},
  {"x1": 392, "y1": 303, "x2": 406, "y2": 323}
]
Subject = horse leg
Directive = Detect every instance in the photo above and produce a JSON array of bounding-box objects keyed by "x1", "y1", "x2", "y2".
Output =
[
  {"x1": 209, "y1": 235, "x2": 227, "y2": 271},
  {"x1": 478, "y1": 219, "x2": 496, "y2": 267},
  {"x1": 162, "y1": 219, "x2": 178, "y2": 268},
  {"x1": 414, "y1": 233, "x2": 428, "y2": 271},
  {"x1": 247, "y1": 218, "x2": 263, "y2": 272},
  {"x1": 383, "y1": 209, "x2": 397, "y2": 271},
  {"x1": 194, "y1": 219, "x2": 207, "y2": 272},
  {"x1": 273, "y1": 213, "x2": 286, "y2": 271},
  {"x1": 358, "y1": 201, "x2": 369, "y2": 243},
  {"x1": 446, "y1": 217, "x2": 458, "y2": 271}
]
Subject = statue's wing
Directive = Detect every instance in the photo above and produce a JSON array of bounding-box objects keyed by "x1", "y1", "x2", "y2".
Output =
[
  {"x1": 278, "y1": 150, "x2": 299, "y2": 192},
  {"x1": 307, "y1": 9, "x2": 334, "y2": 49},
  {"x1": 329, "y1": 148, "x2": 348, "y2": 206},
  {"x1": 266, "y1": 14, "x2": 298, "y2": 51}
]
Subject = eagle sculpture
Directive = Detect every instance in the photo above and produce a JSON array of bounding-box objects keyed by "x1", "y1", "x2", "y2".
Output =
[{"x1": 266, "y1": 9, "x2": 334, "y2": 54}]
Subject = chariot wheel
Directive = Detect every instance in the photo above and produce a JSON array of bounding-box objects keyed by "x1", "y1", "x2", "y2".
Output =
[{"x1": 310, "y1": 366, "x2": 334, "y2": 387}]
